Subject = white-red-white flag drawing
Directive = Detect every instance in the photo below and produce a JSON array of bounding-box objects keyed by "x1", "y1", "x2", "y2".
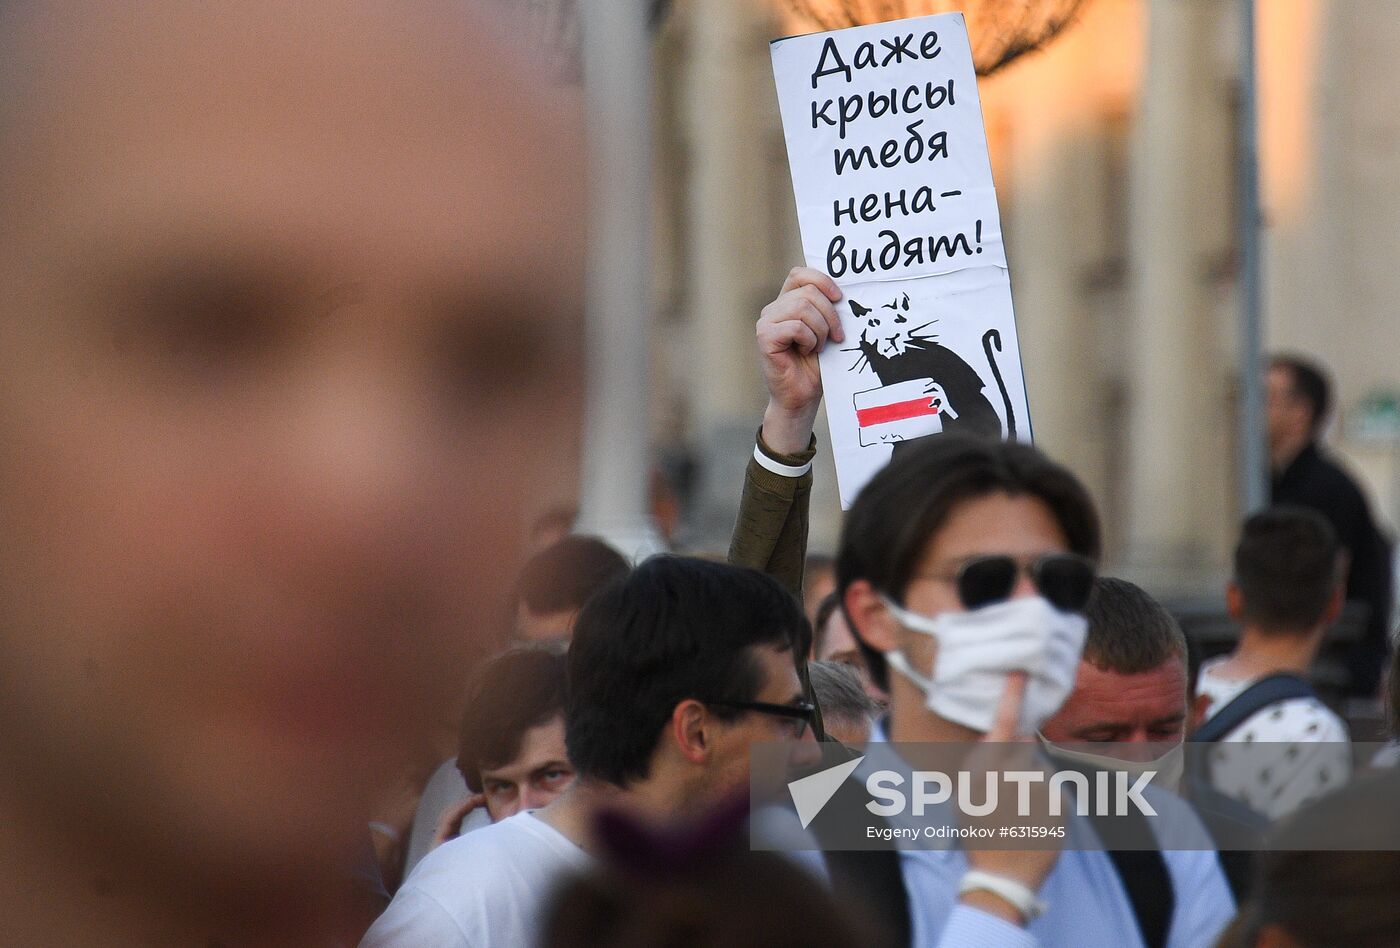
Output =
[{"x1": 854, "y1": 379, "x2": 943, "y2": 447}]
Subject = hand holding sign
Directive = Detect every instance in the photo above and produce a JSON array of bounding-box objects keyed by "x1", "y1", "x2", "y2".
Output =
[{"x1": 757, "y1": 267, "x2": 845, "y2": 454}]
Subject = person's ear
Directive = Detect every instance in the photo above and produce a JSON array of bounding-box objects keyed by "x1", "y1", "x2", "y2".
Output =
[
  {"x1": 1189, "y1": 692, "x2": 1212, "y2": 734},
  {"x1": 669, "y1": 699, "x2": 710, "y2": 766},
  {"x1": 1225, "y1": 582, "x2": 1245, "y2": 622},
  {"x1": 845, "y1": 580, "x2": 898, "y2": 654}
]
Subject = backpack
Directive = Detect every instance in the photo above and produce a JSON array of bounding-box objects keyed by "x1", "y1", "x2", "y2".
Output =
[{"x1": 1189, "y1": 672, "x2": 1318, "y2": 744}]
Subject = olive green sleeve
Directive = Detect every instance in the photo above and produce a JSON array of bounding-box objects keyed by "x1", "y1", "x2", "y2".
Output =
[
  {"x1": 728, "y1": 428, "x2": 832, "y2": 741},
  {"x1": 727, "y1": 429, "x2": 817, "y2": 601}
]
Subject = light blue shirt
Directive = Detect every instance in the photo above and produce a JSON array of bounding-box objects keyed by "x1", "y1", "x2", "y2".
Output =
[{"x1": 864, "y1": 721, "x2": 1236, "y2": 947}]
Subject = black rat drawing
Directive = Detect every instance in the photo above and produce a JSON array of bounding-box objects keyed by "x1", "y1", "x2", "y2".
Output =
[{"x1": 846, "y1": 291, "x2": 1016, "y2": 446}]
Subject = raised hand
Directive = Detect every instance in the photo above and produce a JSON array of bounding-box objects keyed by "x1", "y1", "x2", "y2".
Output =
[{"x1": 757, "y1": 267, "x2": 844, "y2": 454}]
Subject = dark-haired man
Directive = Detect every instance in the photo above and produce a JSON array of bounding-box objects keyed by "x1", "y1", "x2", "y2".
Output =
[
  {"x1": 1039, "y1": 577, "x2": 1264, "y2": 901},
  {"x1": 363, "y1": 557, "x2": 817, "y2": 947},
  {"x1": 1195, "y1": 507, "x2": 1351, "y2": 819},
  {"x1": 732, "y1": 268, "x2": 1233, "y2": 947},
  {"x1": 1268, "y1": 354, "x2": 1393, "y2": 696},
  {"x1": 514, "y1": 535, "x2": 630, "y2": 644},
  {"x1": 402, "y1": 649, "x2": 575, "y2": 877},
  {"x1": 1042, "y1": 577, "x2": 1191, "y2": 751}
]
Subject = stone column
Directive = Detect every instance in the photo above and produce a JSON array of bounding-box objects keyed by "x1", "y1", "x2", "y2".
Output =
[
  {"x1": 680, "y1": 0, "x2": 780, "y2": 551},
  {"x1": 1123, "y1": 0, "x2": 1234, "y2": 591},
  {"x1": 575, "y1": 0, "x2": 664, "y2": 558}
]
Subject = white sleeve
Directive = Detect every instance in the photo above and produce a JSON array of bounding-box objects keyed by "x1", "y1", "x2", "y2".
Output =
[{"x1": 359, "y1": 886, "x2": 473, "y2": 948}]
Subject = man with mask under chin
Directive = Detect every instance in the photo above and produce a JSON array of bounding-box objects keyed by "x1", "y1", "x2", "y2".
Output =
[
  {"x1": 730, "y1": 268, "x2": 1234, "y2": 948},
  {"x1": 1036, "y1": 577, "x2": 1266, "y2": 902}
]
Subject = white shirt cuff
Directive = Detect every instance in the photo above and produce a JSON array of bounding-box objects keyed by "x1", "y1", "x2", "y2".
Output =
[{"x1": 753, "y1": 443, "x2": 813, "y2": 478}]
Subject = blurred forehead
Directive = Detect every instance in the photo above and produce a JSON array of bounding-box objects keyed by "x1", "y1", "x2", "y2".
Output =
[{"x1": 0, "y1": 0, "x2": 583, "y2": 281}]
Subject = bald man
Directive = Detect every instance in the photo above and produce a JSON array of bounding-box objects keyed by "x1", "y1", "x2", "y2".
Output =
[{"x1": 0, "y1": 3, "x2": 583, "y2": 945}]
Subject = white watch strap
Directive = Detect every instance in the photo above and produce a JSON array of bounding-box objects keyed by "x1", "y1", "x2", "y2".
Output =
[
  {"x1": 957, "y1": 870, "x2": 1047, "y2": 923},
  {"x1": 753, "y1": 443, "x2": 813, "y2": 478}
]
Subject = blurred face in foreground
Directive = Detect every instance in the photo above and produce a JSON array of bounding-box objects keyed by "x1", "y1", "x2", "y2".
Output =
[{"x1": 0, "y1": 0, "x2": 582, "y2": 940}]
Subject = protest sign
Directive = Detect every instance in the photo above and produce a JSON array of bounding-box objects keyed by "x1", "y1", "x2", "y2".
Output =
[{"x1": 770, "y1": 13, "x2": 1031, "y2": 508}]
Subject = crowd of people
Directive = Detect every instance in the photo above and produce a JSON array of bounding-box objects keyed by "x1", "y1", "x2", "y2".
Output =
[
  {"x1": 354, "y1": 267, "x2": 1400, "y2": 948},
  {"x1": 0, "y1": 3, "x2": 1396, "y2": 947}
]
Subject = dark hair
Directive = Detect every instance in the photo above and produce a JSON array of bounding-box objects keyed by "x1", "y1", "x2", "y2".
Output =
[
  {"x1": 836, "y1": 436, "x2": 1101, "y2": 690},
  {"x1": 1082, "y1": 577, "x2": 1187, "y2": 676},
  {"x1": 456, "y1": 648, "x2": 568, "y2": 792},
  {"x1": 811, "y1": 591, "x2": 842, "y2": 659},
  {"x1": 1271, "y1": 354, "x2": 1332, "y2": 432},
  {"x1": 1217, "y1": 770, "x2": 1400, "y2": 948},
  {"x1": 1233, "y1": 506, "x2": 1339, "y2": 634},
  {"x1": 518, "y1": 535, "x2": 630, "y2": 616},
  {"x1": 565, "y1": 556, "x2": 810, "y2": 787}
]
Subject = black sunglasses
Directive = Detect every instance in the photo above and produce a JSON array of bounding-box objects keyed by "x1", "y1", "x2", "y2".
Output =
[
  {"x1": 925, "y1": 553, "x2": 1096, "y2": 612},
  {"x1": 707, "y1": 699, "x2": 816, "y2": 739}
]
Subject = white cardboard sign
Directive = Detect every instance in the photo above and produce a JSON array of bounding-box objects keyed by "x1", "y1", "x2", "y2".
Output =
[{"x1": 770, "y1": 13, "x2": 1031, "y2": 508}]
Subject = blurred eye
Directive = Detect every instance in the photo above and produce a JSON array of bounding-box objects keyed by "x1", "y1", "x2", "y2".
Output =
[
  {"x1": 120, "y1": 267, "x2": 291, "y2": 373},
  {"x1": 435, "y1": 307, "x2": 577, "y2": 408}
]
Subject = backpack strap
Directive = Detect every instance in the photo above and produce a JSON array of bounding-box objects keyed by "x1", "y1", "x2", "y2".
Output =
[
  {"x1": 1190, "y1": 673, "x2": 1317, "y2": 744},
  {"x1": 1044, "y1": 754, "x2": 1175, "y2": 948},
  {"x1": 1105, "y1": 846, "x2": 1174, "y2": 948}
]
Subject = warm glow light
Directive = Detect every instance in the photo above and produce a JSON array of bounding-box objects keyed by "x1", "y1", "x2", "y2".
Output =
[
  {"x1": 1258, "y1": 0, "x2": 1321, "y2": 223},
  {"x1": 778, "y1": 0, "x2": 1092, "y2": 76}
]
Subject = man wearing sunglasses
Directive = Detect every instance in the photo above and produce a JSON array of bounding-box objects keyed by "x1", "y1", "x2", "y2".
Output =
[
  {"x1": 364, "y1": 556, "x2": 817, "y2": 947},
  {"x1": 731, "y1": 268, "x2": 1234, "y2": 947}
]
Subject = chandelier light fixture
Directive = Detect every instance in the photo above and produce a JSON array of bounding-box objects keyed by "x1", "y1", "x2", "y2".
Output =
[{"x1": 777, "y1": 0, "x2": 1091, "y2": 76}]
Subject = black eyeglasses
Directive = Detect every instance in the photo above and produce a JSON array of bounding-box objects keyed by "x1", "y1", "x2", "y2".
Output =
[
  {"x1": 919, "y1": 553, "x2": 1096, "y2": 612},
  {"x1": 707, "y1": 699, "x2": 816, "y2": 739}
]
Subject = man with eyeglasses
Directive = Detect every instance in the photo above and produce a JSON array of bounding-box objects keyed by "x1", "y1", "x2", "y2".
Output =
[
  {"x1": 363, "y1": 556, "x2": 817, "y2": 947},
  {"x1": 730, "y1": 268, "x2": 1234, "y2": 947}
]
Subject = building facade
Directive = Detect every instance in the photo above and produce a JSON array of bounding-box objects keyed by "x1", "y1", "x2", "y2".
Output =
[{"x1": 643, "y1": 0, "x2": 1400, "y2": 594}]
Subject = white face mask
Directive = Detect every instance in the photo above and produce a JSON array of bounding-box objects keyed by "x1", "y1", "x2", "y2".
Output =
[
  {"x1": 1037, "y1": 735, "x2": 1185, "y2": 794},
  {"x1": 880, "y1": 594, "x2": 1088, "y2": 735}
]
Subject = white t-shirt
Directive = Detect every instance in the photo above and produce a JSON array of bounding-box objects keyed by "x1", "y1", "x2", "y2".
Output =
[
  {"x1": 402, "y1": 758, "x2": 493, "y2": 880},
  {"x1": 1196, "y1": 660, "x2": 1351, "y2": 820},
  {"x1": 360, "y1": 811, "x2": 591, "y2": 948}
]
